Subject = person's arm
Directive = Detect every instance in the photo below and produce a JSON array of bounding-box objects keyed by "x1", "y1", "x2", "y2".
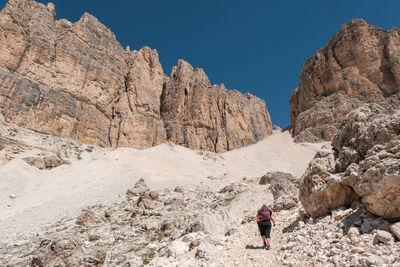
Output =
[{"x1": 271, "y1": 215, "x2": 276, "y2": 226}]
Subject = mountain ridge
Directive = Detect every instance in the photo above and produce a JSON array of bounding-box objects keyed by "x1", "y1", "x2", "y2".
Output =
[{"x1": 0, "y1": 0, "x2": 272, "y2": 152}]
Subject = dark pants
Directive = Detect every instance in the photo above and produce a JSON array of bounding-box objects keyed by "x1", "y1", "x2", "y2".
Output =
[{"x1": 257, "y1": 220, "x2": 272, "y2": 238}]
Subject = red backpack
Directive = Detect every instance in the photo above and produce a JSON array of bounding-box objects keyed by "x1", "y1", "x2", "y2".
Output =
[{"x1": 256, "y1": 209, "x2": 271, "y2": 222}]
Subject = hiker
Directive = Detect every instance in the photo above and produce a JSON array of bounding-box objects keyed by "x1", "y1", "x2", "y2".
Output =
[{"x1": 256, "y1": 204, "x2": 276, "y2": 249}]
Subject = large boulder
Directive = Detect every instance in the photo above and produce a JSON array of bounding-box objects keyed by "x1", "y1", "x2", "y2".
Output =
[
  {"x1": 299, "y1": 105, "x2": 400, "y2": 219},
  {"x1": 299, "y1": 149, "x2": 357, "y2": 217},
  {"x1": 126, "y1": 178, "x2": 150, "y2": 197},
  {"x1": 24, "y1": 155, "x2": 67, "y2": 169},
  {"x1": 31, "y1": 236, "x2": 106, "y2": 267},
  {"x1": 260, "y1": 171, "x2": 300, "y2": 211}
]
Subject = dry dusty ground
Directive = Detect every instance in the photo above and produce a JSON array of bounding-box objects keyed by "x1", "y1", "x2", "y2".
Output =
[{"x1": 0, "y1": 120, "x2": 324, "y2": 266}]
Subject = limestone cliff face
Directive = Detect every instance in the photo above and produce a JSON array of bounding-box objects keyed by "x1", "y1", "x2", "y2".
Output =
[
  {"x1": 161, "y1": 60, "x2": 272, "y2": 152},
  {"x1": 290, "y1": 19, "x2": 400, "y2": 142},
  {"x1": 0, "y1": 0, "x2": 272, "y2": 152}
]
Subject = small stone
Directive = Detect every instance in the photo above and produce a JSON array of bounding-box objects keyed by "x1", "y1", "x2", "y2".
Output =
[
  {"x1": 167, "y1": 240, "x2": 188, "y2": 257},
  {"x1": 349, "y1": 255, "x2": 360, "y2": 266},
  {"x1": 347, "y1": 227, "x2": 360, "y2": 238},
  {"x1": 149, "y1": 191, "x2": 159, "y2": 201},
  {"x1": 389, "y1": 222, "x2": 400, "y2": 240},
  {"x1": 9, "y1": 194, "x2": 16, "y2": 199},
  {"x1": 126, "y1": 178, "x2": 149, "y2": 196},
  {"x1": 281, "y1": 242, "x2": 297, "y2": 250},
  {"x1": 104, "y1": 210, "x2": 111, "y2": 218},
  {"x1": 174, "y1": 186, "x2": 184, "y2": 193},
  {"x1": 366, "y1": 255, "x2": 384, "y2": 266},
  {"x1": 225, "y1": 228, "x2": 238, "y2": 236},
  {"x1": 189, "y1": 240, "x2": 200, "y2": 251},
  {"x1": 76, "y1": 210, "x2": 99, "y2": 227},
  {"x1": 165, "y1": 198, "x2": 184, "y2": 211},
  {"x1": 374, "y1": 230, "x2": 394, "y2": 244},
  {"x1": 332, "y1": 208, "x2": 353, "y2": 220},
  {"x1": 350, "y1": 236, "x2": 360, "y2": 245},
  {"x1": 195, "y1": 249, "x2": 205, "y2": 259}
]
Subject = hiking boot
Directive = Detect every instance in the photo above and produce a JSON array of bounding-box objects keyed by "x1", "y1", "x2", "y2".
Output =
[{"x1": 266, "y1": 245, "x2": 271, "y2": 250}]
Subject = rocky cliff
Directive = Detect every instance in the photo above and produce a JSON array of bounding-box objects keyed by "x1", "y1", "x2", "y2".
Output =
[
  {"x1": 299, "y1": 104, "x2": 400, "y2": 219},
  {"x1": 290, "y1": 19, "x2": 400, "y2": 142},
  {"x1": 0, "y1": 0, "x2": 272, "y2": 152}
]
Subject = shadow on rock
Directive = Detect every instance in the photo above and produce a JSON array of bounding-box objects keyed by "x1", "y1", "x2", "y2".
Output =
[{"x1": 282, "y1": 219, "x2": 301, "y2": 233}]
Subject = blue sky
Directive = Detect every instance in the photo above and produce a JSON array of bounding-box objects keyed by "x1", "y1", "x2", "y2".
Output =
[{"x1": 11, "y1": 0, "x2": 400, "y2": 127}]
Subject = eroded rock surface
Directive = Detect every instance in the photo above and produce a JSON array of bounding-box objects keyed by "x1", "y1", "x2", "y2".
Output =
[
  {"x1": 290, "y1": 19, "x2": 400, "y2": 142},
  {"x1": 300, "y1": 105, "x2": 400, "y2": 219},
  {"x1": 260, "y1": 172, "x2": 300, "y2": 211},
  {"x1": 0, "y1": 0, "x2": 272, "y2": 152},
  {"x1": 31, "y1": 236, "x2": 106, "y2": 267},
  {"x1": 161, "y1": 60, "x2": 272, "y2": 152}
]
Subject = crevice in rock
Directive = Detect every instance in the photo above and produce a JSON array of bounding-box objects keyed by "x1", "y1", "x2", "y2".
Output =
[
  {"x1": 124, "y1": 73, "x2": 134, "y2": 114},
  {"x1": 207, "y1": 134, "x2": 218, "y2": 153},
  {"x1": 184, "y1": 87, "x2": 189, "y2": 123},
  {"x1": 382, "y1": 33, "x2": 399, "y2": 96},
  {"x1": 14, "y1": 42, "x2": 31, "y2": 72},
  {"x1": 115, "y1": 111, "x2": 122, "y2": 147},
  {"x1": 107, "y1": 106, "x2": 115, "y2": 147}
]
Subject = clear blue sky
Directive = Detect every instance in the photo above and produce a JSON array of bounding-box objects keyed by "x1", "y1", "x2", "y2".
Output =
[{"x1": 11, "y1": 1, "x2": 400, "y2": 127}]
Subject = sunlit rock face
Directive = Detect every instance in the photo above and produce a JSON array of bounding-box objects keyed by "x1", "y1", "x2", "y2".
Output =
[
  {"x1": 0, "y1": 0, "x2": 272, "y2": 152},
  {"x1": 290, "y1": 19, "x2": 400, "y2": 143}
]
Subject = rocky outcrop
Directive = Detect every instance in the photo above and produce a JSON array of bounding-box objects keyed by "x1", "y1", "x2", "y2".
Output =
[
  {"x1": 31, "y1": 236, "x2": 106, "y2": 267},
  {"x1": 290, "y1": 19, "x2": 400, "y2": 142},
  {"x1": 299, "y1": 104, "x2": 400, "y2": 219},
  {"x1": 259, "y1": 172, "x2": 300, "y2": 211},
  {"x1": 279, "y1": 206, "x2": 400, "y2": 266},
  {"x1": 161, "y1": 60, "x2": 272, "y2": 152},
  {"x1": 0, "y1": 0, "x2": 272, "y2": 152},
  {"x1": 23, "y1": 154, "x2": 67, "y2": 169},
  {"x1": 299, "y1": 146, "x2": 358, "y2": 217}
]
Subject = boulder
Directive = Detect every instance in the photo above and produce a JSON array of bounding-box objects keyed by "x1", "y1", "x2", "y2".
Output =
[
  {"x1": 299, "y1": 149, "x2": 357, "y2": 217},
  {"x1": 76, "y1": 210, "x2": 100, "y2": 227},
  {"x1": 390, "y1": 222, "x2": 400, "y2": 240},
  {"x1": 218, "y1": 182, "x2": 248, "y2": 194},
  {"x1": 24, "y1": 155, "x2": 67, "y2": 169},
  {"x1": 174, "y1": 186, "x2": 184, "y2": 193},
  {"x1": 190, "y1": 210, "x2": 233, "y2": 235},
  {"x1": 299, "y1": 105, "x2": 400, "y2": 219},
  {"x1": 165, "y1": 198, "x2": 184, "y2": 211},
  {"x1": 31, "y1": 236, "x2": 106, "y2": 266},
  {"x1": 374, "y1": 230, "x2": 394, "y2": 244},
  {"x1": 259, "y1": 171, "x2": 298, "y2": 186},
  {"x1": 126, "y1": 178, "x2": 150, "y2": 196},
  {"x1": 347, "y1": 227, "x2": 360, "y2": 238},
  {"x1": 167, "y1": 240, "x2": 188, "y2": 257},
  {"x1": 88, "y1": 226, "x2": 112, "y2": 242}
]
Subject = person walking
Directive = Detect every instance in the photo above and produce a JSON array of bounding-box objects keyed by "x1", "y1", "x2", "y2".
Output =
[{"x1": 256, "y1": 204, "x2": 276, "y2": 250}]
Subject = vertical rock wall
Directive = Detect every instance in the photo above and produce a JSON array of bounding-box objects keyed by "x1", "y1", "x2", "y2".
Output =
[
  {"x1": 290, "y1": 19, "x2": 400, "y2": 142},
  {"x1": 0, "y1": 0, "x2": 272, "y2": 152}
]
